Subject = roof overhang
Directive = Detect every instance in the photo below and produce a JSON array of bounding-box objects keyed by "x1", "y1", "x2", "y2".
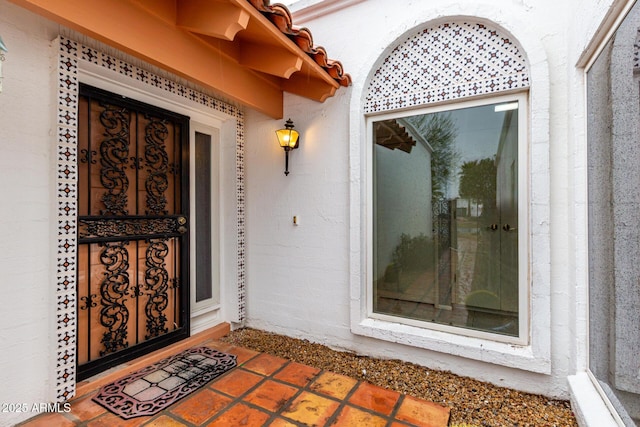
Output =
[
  {"x1": 374, "y1": 119, "x2": 418, "y2": 153},
  {"x1": 9, "y1": 0, "x2": 350, "y2": 118}
]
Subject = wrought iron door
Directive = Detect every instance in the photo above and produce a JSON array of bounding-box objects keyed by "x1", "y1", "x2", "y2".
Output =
[{"x1": 76, "y1": 84, "x2": 190, "y2": 380}]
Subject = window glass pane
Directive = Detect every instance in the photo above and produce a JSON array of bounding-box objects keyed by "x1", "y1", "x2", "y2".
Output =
[
  {"x1": 373, "y1": 101, "x2": 519, "y2": 336},
  {"x1": 195, "y1": 132, "x2": 212, "y2": 302}
]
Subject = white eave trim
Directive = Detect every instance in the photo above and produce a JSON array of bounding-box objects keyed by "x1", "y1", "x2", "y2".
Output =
[{"x1": 287, "y1": 0, "x2": 365, "y2": 24}]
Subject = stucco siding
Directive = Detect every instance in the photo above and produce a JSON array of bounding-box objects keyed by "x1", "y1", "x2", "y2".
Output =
[{"x1": 0, "y1": 1, "x2": 59, "y2": 425}]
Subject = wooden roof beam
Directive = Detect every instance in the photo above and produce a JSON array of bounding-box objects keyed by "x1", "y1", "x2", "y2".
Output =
[
  {"x1": 9, "y1": 0, "x2": 285, "y2": 118},
  {"x1": 176, "y1": 0, "x2": 249, "y2": 41},
  {"x1": 282, "y1": 76, "x2": 338, "y2": 103},
  {"x1": 240, "y1": 43, "x2": 303, "y2": 79}
]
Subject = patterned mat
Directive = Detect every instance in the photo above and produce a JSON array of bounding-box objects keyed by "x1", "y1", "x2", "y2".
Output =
[{"x1": 92, "y1": 347, "x2": 237, "y2": 419}]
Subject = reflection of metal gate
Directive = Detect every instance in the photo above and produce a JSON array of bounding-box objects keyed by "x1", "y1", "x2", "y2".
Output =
[
  {"x1": 76, "y1": 84, "x2": 190, "y2": 380},
  {"x1": 433, "y1": 198, "x2": 455, "y2": 308}
]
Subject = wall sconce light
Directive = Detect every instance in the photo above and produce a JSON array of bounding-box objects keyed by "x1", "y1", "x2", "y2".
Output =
[
  {"x1": 0, "y1": 36, "x2": 7, "y2": 94},
  {"x1": 275, "y1": 118, "x2": 300, "y2": 176}
]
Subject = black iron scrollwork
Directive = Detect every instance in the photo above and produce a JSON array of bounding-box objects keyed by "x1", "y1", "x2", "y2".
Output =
[
  {"x1": 79, "y1": 294, "x2": 98, "y2": 310},
  {"x1": 144, "y1": 239, "x2": 170, "y2": 340},
  {"x1": 99, "y1": 103, "x2": 131, "y2": 215},
  {"x1": 432, "y1": 197, "x2": 451, "y2": 250},
  {"x1": 129, "y1": 156, "x2": 143, "y2": 170},
  {"x1": 144, "y1": 116, "x2": 170, "y2": 215},
  {"x1": 80, "y1": 149, "x2": 97, "y2": 164},
  {"x1": 99, "y1": 241, "x2": 131, "y2": 356},
  {"x1": 78, "y1": 217, "x2": 187, "y2": 240},
  {"x1": 77, "y1": 86, "x2": 189, "y2": 378},
  {"x1": 168, "y1": 162, "x2": 180, "y2": 176}
]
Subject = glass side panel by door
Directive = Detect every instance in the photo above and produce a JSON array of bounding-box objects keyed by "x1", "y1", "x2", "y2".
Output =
[{"x1": 373, "y1": 101, "x2": 519, "y2": 336}]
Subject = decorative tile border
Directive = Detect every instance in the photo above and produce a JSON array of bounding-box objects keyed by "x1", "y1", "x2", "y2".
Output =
[
  {"x1": 364, "y1": 22, "x2": 530, "y2": 114},
  {"x1": 54, "y1": 36, "x2": 246, "y2": 401}
]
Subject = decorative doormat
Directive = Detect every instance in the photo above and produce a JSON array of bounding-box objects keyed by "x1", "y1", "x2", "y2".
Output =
[{"x1": 92, "y1": 347, "x2": 237, "y2": 419}]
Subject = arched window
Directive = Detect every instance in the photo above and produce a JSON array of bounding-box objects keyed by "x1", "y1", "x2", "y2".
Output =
[{"x1": 364, "y1": 21, "x2": 530, "y2": 343}]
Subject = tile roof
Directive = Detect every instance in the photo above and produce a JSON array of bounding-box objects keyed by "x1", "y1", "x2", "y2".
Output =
[{"x1": 248, "y1": 0, "x2": 352, "y2": 87}]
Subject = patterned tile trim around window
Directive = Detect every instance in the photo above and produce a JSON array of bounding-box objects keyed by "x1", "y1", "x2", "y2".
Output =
[{"x1": 364, "y1": 22, "x2": 530, "y2": 114}]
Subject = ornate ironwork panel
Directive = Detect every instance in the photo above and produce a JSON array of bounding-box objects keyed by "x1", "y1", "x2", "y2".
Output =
[
  {"x1": 76, "y1": 84, "x2": 190, "y2": 380},
  {"x1": 143, "y1": 239, "x2": 171, "y2": 339},
  {"x1": 99, "y1": 104, "x2": 131, "y2": 216},
  {"x1": 78, "y1": 217, "x2": 187, "y2": 241},
  {"x1": 98, "y1": 241, "x2": 131, "y2": 356},
  {"x1": 144, "y1": 116, "x2": 171, "y2": 215},
  {"x1": 432, "y1": 197, "x2": 452, "y2": 251}
]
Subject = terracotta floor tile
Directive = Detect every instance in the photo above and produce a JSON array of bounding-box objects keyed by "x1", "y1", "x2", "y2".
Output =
[
  {"x1": 142, "y1": 415, "x2": 188, "y2": 426},
  {"x1": 394, "y1": 395, "x2": 451, "y2": 427},
  {"x1": 217, "y1": 344, "x2": 260, "y2": 364},
  {"x1": 205, "y1": 403, "x2": 270, "y2": 427},
  {"x1": 241, "y1": 353, "x2": 288, "y2": 376},
  {"x1": 204, "y1": 341, "x2": 235, "y2": 353},
  {"x1": 18, "y1": 341, "x2": 451, "y2": 427},
  {"x1": 280, "y1": 391, "x2": 340, "y2": 426},
  {"x1": 309, "y1": 372, "x2": 358, "y2": 400},
  {"x1": 87, "y1": 412, "x2": 152, "y2": 427},
  {"x1": 209, "y1": 368, "x2": 264, "y2": 397},
  {"x1": 243, "y1": 379, "x2": 299, "y2": 412},
  {"x1": 348, "y1": 381, "x2": 400, "y2": 416},
  {"x1": 169, "y1": 388, "x2": 233, "y2": 425},
  {"x1": 266, "y1": 418, "x2": 299, "y2": 427},
  {"x1": 68, "y1": 393, "x2": 107, "y2": 421},
  {"x1": 332, "y1": 405, "x2": 388, "y2": 427},
  {"x1": 272, "y1": 362, "x2": 320, "y2": 387},
  {"x1": 17, "y1": 412, "x2": 75, "y2": 427}
]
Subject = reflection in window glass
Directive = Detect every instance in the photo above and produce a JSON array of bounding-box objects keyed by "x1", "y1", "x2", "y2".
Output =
[
  {"x1": 587, "y1": 1, "x2": 640, "y2": 423},
  {"x1": 373, "y1": 101, "x2": 519, "y2": 336}
]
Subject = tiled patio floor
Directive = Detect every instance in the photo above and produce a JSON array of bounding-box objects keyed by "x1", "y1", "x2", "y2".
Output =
[{"x1": 17, "y1": 340, "x2": 450, "y2": 427}]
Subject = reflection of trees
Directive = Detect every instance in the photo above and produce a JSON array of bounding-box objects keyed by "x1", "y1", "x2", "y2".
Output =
[
  {"x1": 459, "y1": 157, "x2": 497, "y2": 216},
  {"x1": 391, "y1": 233, "x2": 433, "y2": 271},
  {"x1": 459, "y1": 157, "x2": 499, "y2": 305},
  {"x1": 405, "y1": 113, "x2": 459, "y2": 200},
  {"x1": 404, "y1": 113, "x2": 460, "y2": 307}
]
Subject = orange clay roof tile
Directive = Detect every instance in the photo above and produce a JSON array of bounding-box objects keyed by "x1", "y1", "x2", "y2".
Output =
[{"x1": 248, "y1": 0, "x2": 352, "y2": 87}]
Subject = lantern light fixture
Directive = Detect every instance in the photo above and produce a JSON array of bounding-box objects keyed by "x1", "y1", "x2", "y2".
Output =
[{"x1": 275, "y1": 118, "x2": 300, "y2": 176}]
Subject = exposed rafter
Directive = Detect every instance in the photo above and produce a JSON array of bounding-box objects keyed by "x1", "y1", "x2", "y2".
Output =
[
  {"x1": 374, "y1": 120, "x2": 418, "y2": 153},
  {"x1": 176, "y1": 0, "x2": 250, "y2": 41}
]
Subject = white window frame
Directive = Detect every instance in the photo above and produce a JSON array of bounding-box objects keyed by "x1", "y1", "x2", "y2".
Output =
[
  {"x1": 189, "y1": 123, "x2": 222, "y2": 316},
  {"x1": 366, "y1": 92, "x2": 530, "y2": 346},
  {"x1": 350, "y1": 86, "x2": 551, "y2": 374}
]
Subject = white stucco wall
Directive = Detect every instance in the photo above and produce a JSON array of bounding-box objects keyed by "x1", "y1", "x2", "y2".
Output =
[
  {"x1": 245, "y1": 0, "x2": 619, "y2": 403},
  {"x1": 245, "y1": 89, "x2": 353, "y2": 339},
  {"x1": 0, "y1": 1, "x2": 59, "y2": 425}
]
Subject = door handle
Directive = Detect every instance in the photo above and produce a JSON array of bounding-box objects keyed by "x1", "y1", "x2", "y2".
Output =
[
  {"x1": 487, "y1": 224, "x2": 499, "y2": 231},
  {"x1": 502, "y1": 224, "x2": 517, "y2": 232}
]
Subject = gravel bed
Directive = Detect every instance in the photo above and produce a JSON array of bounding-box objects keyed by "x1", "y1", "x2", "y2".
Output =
[{"x1": 221, "y1": 328, "x2": 577, "y2": 427}]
